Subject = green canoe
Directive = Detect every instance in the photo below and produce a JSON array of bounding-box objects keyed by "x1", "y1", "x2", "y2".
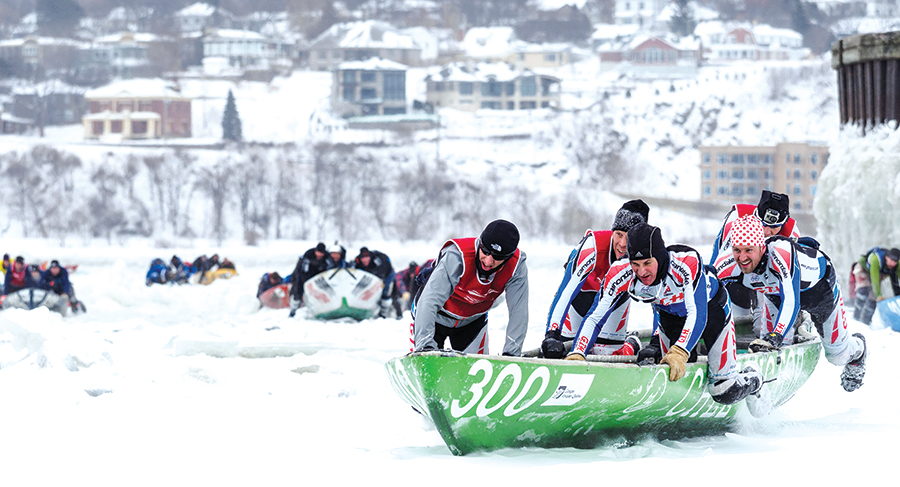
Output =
[{"x1": 385, "y1": 330, "x2": 821, "y2": 456}]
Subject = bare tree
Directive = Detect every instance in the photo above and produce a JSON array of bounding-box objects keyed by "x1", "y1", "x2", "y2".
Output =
[{"x1": 196, "y1": 158, "x2": 234, "y2": 245}]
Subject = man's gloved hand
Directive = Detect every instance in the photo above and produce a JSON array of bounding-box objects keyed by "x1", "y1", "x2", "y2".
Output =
[
  {"x1": 636, "y1": 343, "x2": 661, "y2": 365},
  {"x1": 749, "y1": 331, "x2": 783, "y2": 353},
  {"x1": 660, "y1": 345, "x2": 689, "y2": 381},
  {"x1": 564, "y1": 353, "x2": 586, "y2": 361},
  {"x1": 541, "y1": 336, "x2": 567, "y2": 359}
]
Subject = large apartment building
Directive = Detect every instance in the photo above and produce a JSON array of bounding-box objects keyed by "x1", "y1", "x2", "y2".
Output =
[{"x1": 700, "y1": 142, "x2": 828, "y2": 213}]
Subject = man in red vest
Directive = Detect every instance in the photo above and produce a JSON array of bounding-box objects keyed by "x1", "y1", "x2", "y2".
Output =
[{"x1": 412, "y1": 219, "x2": 528, "y2": 356}]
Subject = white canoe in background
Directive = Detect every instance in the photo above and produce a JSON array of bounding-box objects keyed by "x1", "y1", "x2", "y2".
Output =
[{"x1": 303, "y1": 267, "x2": 383, "y2": 321}]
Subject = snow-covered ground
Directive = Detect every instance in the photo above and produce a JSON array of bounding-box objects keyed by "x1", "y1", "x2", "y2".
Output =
[{"x1": 0, "y1": 236, "x2": 894, "y2": 486}]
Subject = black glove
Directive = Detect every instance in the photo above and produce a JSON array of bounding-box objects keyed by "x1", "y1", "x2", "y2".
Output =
[
  {"x1": 288, "y1": 309, "x2": 297, "y2": 318},
  {"x1": 636, "y1": 334, "x2": 661, "y2": 365},
  {"x1": 541, "y1": 337, "x2": 567, "y2": 359},
  {"x1": 749, "y1": 332, "x2": 783, "y2": 353}
]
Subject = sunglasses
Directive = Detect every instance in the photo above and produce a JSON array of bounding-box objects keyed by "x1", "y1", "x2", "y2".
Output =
[{"x1": 479, "y1": 241, "x2": 513, "y2": 261}]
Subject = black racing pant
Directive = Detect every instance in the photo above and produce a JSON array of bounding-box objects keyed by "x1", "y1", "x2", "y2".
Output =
[{"x1": 433, "y1": 314, "x2": 489, "y2": 352}]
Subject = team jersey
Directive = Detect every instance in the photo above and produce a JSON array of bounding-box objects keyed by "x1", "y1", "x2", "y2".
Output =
[
  {"x1": 571, "y1": 245, "x2": 715, "y2": 356},
  {"x1": 710, "y1": 204, "x2": 800, "y2": 272},
  {"x1": 440, "y1": 237, "x2": 521, "y2": 318},
  {"x1": 544, "y1": 229, "x2": 618, "y2": 336},
  {"x1": 717, "y1": 236, "x2": 828, "y2": 339}
]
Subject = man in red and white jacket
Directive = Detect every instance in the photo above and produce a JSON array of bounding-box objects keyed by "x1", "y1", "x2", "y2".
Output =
[{"x1": 411, "y1": 219, "x2": 529, "y2": 356}]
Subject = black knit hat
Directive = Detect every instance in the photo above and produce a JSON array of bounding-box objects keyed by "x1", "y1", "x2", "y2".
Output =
[
  {"x1": 611, "y1": 199, "x2": 650, "y2": 233},
  {"x1": 756, "y1": 190, "x2": 790, "y2": 226},
  {"x1": 315, "y1": 242, "x2": 327, "y2": 253},
  {"x1": 359, "y1": 247, "x2": 370, "y2": 257},
  {"x1": 888, "y1": 248, "x2": 900, "y2": 262},
  {"x1": 626, "y1": 223, "x2": 669, "y2": 285},
  {"x1": 479, "y1": 219, "x2": 519, "y2": 260}
]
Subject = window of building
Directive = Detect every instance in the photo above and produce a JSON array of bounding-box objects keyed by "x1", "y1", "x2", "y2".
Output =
[
  {"x1": 505, "y1": 82, "x2": 515, "y2": 96},
  {"x1": 811, "y1": 153, "x2": 818, "y2": 165},
  {"x1": 383, "y1": 72, "x2": 405, "y2": 100},
  {"x1": 703, "y1": 170, "x2": 711, "y2": 180},
  {"x1": 383, "y1": 107, "x2": 406, "y2": 115},
  {"x1": 702, "y1": 153, "x2": 711, "y2": 165},
  {"x1": 716, "y1": 154, "x2": 727, "y2": 165},
  {"x1": 748, "y1": 185, "x2": 757, "y2": 195},
  {"x1": 794, "y1": 154, "x2": 802, "y2": 164},
  {"x1": 132, "y1": 120, "x2": 147, "y2": 134},
  {"x1": 481, "y1": 80, "x2": 502, "y2": 97},
  {"x1": 111, "y1": 120, "x2": 122, "y2": 133},
  {"x1": 793, "y1": 169, "x2": 802, "y2": 179},
  {"x1": 459, "y1": 82, "x2": 474, "y2": 95},
  {"x1": 786, "y1": 169, "x2": 791, "y2": 180},
  {"x1": 507, "y1": 101, "x2": 515, "y2": 110},
  {"x1": 810, "y1": 170, "x2": 818, "y2": 180},
  {"x1": 747, "y1": 154, "x2": 759, "y2": 164},
  {"x1": 361, "y1": 72, "x2": 375, "y2": 82},
  {"x1": 717, "y1": 186, "x2": 728, "y2": 195},
  {"x1": 810, "y1": 185, "x2": 817, "y2": 196},
  {"x1": 520, "y1": 77, "x2": 536, "y2": 96},
  {"x1": 732, "y1": 170, "x2": 744, "y2": 179},
  {"x1": 732, "y1": 186, "x2": 745, "y2": 196},
  {"x1": 342, "y1": 85, "x2": 355, "y2": 101},
  {"x1": 764, "y1": 154, "x2": 773, "y2": 164},
  {"x1": 785, "y1": 153, "x2": 791, "y2": 164},
  {"x1": 520, "y1": 101, "x2": 536, "y2": 109},
  {"x1": 747, "y1": 170, "x2": 759, "y2": 179},
  {"x1": 360, "y1": 88, "x2": 377, "y2": 100},
  {"x1": 793, "y1": 185, "x2": 801, "y2": 195},
  {"x1": 717, "y1": 170, "x2": 728, "y2": 180},
  {"x1": 544, "y1": 53, "x2": 556, "y2": 62},
  {"x1": 92, "y1": 121, "x2": 103, "y2": 135},
  {"x1": 731, "y1": 154, "x2": 744, "y2": 164},
  {"x1": 342, "y1": 70, "x2": 356, "y2": 84},
  {"x1": 481, "y1": 101, "x2": 502, "y2": 109}
]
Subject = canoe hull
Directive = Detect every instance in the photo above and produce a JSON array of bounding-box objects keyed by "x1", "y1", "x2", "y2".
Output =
[{"x1": 385, "y1": 337, "x2": 821, "y2": 455}]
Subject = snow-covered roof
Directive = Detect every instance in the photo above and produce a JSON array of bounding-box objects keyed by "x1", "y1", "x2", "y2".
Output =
[
  {"x1": 94, "y1": 32, "x2": 161, "y2": 44},
  {"x1": 461, "y1": 27, "x2": 518, "y2": 58},
  {"x1": 85, "y1": 79, "x2": 189, "y2": 100},
  {"x1": 753, "y1": 25, "x2": 803, "y2": 40},
  {"x1": 177, "y1": 2, "x2": 216, "y2": 17},
  {"x1": 11, "y1": 79, "x2": 85, "y2": 95},
  {"x1": 0, "y1": 36, "x2": 88, "y2": 48},
  {"x1": 591, "y1": 23, "x2": 641, "y2": 40},
  {"x1": 628, "y1": 35, "x2": 701, "y2": 51},
  {"x1": 204, "y1": 29, "x2": 267, "y2": 41},
  {"x1": 426, "y1": 62, "x2": 557, "y2": 83},
  {"x1": 337, "y1": 58, "x2": 407, "y2": 71},
  {"x1": 83, "y1": 110, "x2": 161, "y2": 121},
  {"x1": 311, "y1": 21, "x2": 419, "y2": 50}
]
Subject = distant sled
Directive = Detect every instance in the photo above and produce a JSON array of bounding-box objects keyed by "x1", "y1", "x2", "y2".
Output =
[
  {"x1": 195, "y1": 268, "x2": 238, "y2": 285},
  {"x1": 1, "y1": 288, "x2": 69, "y2": 315},
  {"x1": 877, "y1": 296, "x2": 900, "y2": 332},
  {"x1": 259, "y1": 283, "x2": 291, "y2": 309},
  {"x1": 303, "y1": 267, "x2": 383, "y2": 321}
]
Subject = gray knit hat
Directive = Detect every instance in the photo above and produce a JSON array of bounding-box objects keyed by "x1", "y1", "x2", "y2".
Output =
[{"x1": 611, "y1": 199, "x2": 650, "y2": 233}]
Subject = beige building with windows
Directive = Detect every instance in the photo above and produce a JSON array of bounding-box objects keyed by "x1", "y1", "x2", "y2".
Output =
[{"x1": 699, "y1": 142, "x2": 829, "y2": 214}]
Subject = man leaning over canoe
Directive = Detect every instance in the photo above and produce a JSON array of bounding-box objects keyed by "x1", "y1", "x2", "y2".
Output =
[{"x1": 565, "y1": 223, "x2": 766, "y2": 406}]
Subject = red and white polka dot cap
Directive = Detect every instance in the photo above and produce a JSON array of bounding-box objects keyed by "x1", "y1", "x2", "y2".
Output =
[{"x1": 731, "y1": 215, "x2": 765, "y2": 247}]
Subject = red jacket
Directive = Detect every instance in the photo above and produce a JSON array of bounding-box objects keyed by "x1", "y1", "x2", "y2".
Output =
[{"x1": 441, "y1": 237, "x2": 521, "y2": 318}]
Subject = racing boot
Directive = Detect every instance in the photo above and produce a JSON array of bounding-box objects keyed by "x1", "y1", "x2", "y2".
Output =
[
  {"x1": 709, "y1": 363, "x2": 764, "y2": 406},
  {"x1": 749, "y1": 331, "x2": 783, "y2": 353},
  {"x1": 840, "y1": 333, "x2": 867, "y2": 392}
]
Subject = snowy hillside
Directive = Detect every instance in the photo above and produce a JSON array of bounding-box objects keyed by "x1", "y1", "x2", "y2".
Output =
[{"x1": 0, "y1": 57, "x2": 839, "y2": 246}]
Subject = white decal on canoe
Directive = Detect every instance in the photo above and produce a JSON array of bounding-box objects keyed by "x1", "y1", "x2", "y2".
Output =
[
  {"x1": 540, "y1": 373, "x2": 595, "y2": 407},
  {"x1": 450, "y1": 359, "x2": 553, "y2": 418}
]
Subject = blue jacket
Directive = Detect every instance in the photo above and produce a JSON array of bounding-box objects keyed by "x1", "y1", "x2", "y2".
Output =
[
  {"x1": 41, "y1": 267, "x2": 72, "y2": 295},
  {"x1": 147, "y1": 262, "x2": 170, "y2": 285}
]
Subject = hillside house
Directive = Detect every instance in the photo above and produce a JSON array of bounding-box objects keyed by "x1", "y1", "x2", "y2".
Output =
[
  {"x1": 695, "y1": 22, "x2": 809, "y2": 62},
  {"x1": 425, "y1": 62, "x2": 561, "y2": 112},
  {"x1": 307, "y1": 21, "x2": 422, "y2": 71},
  {"x1": 0, "y1": 36, "x2": 86, "y2": 75},
  {"x1": 624, "y1": 36, "x2": 701, "y2": 66},
  {"x1": 82, "y1": 79, "x2": 191, "y2": 140},
  {"x1": 176, "y1": 2, "x2": 233, "y2": 34},
  {"x1": 331, "y1": 58, "x2": 407, "y2": 117},
  {"x1": 458, "y1": 27, "x2": 575, "y2": 70},
  {"x1": 202, "y1": 28, "x2": 293, "y2": 70}
]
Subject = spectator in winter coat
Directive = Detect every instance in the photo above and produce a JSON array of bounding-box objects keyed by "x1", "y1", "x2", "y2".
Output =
[
  {"x1": 711, "y1": 190, "x2": 800, "y2": 338},
  {"x1": 718, "y1": 216, "x2": 867, "y2": 392},
  {"x1": 541, "y1": 199, "x2": 649, "y2": 359},
  {"x1": 4, "y1": 256, "x2": 28, "y2": 294},
  {"x1": 288, "y1": 243, "x2": 334, "y2": 317},
  {"x1": 41, "y1": 260, "x2": 85, "y2": 313},
  {"x1": 146, "y1": 258, "x2": 171, "y2": 286},
  {"x1": 412, "y1": 219, "x2": 529, "y2": 356},
  {"x1": 566, "y1": 223, "x2": 765, "y2": 406},
  {"x1": 852, "y1": 247, "x2": 900, "y2": 324},
  {"x1": 353, "y1": 246, "x2": 401, "y2": 318}
]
